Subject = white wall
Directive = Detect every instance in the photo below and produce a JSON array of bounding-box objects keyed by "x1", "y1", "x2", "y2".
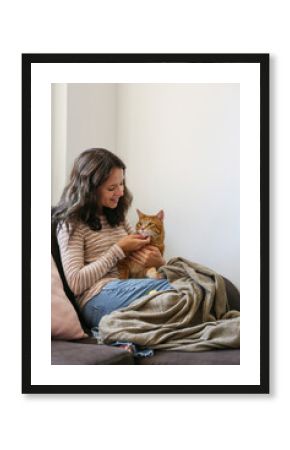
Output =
[
  {"x1": 117, "y1": 84, "x2": 240, "y2": 287},
  {"x1": 51, "y1": 83, "x2": 67, "y2": 205},
  {"x1": 52, "y1": 83, "x2": 240, "y2": 287},
  {"x1": 66, "y1": 84, "x2": 118, "y2": 176}
]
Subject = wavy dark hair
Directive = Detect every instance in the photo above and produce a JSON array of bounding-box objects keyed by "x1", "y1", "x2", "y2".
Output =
[{"x1": 52, "y1": 148, "x2": 133, "y2": 235}]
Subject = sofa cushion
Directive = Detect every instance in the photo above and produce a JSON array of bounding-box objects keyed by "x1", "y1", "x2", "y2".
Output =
[
  {"x1": 136, "y1": 349, "x2": 240, "y2": 365},
  {"x1": 51, "y1": 256, "x2": 87, "y2": 340},
  {"x1": 51, "y1": 340, "x2": 134, "y2": 365},
  {"x1": 51, "y1": 213, "x2": 91, "y2": 334}
]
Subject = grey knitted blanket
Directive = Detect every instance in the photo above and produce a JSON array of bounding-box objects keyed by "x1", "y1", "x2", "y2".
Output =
[{"x1": 98, "y1": 257, "x2": 240, "y2": 352}]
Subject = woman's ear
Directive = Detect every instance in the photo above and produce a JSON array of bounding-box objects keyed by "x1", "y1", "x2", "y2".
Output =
[{"x1": 156, "y1": 210, "x2": 164, "y2": 221}]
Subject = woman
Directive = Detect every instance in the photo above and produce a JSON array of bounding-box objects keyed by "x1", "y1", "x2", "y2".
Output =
[{"x1": 52, "y1": 148, "x2": 173, "y2": 330}]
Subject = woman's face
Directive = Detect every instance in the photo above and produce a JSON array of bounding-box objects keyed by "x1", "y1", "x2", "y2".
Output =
[{"x1": 97, "y1": 167, "x2": 125, "y2": 209}]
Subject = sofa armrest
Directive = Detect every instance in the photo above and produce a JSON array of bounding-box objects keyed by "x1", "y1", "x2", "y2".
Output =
[{"x1": 223, "y1": 277, "x2": 240, "y2": 311}]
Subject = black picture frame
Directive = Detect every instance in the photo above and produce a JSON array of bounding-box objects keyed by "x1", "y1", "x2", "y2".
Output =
[{"x1": 22, "y1": 53, "x2": 269, "y2": 394}]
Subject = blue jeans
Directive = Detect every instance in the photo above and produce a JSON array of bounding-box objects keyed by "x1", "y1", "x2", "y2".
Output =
[{"x1": 82, "y1": 278, "x2": 174, "y2": 329}]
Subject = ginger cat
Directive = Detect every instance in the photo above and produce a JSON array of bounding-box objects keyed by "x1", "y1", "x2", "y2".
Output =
[{"x1": 118, "y1": 209, "x2": 165, "y2": 279}]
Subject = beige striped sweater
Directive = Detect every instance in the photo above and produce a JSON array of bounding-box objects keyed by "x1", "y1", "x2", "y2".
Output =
[{"x1": 57, "y1": 215, "x2": 134, "y2": 309}]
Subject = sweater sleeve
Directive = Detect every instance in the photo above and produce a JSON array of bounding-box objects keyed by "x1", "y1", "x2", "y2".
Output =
[
  {"x1": 57, "y1": 224, "x2": 126, "y2": 295},
  {"x1": 124, "y1": 218, "x2": 135, "y2": 235}
]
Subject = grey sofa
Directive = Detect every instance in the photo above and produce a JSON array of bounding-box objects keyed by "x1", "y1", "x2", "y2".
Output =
[{"x1": 51, "y1": 221, "x2": 240, "y2": 365}]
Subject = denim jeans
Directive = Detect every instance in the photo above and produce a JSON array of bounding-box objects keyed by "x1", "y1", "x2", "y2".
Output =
[{"x1": 82, "y1": 278, "x2": 174, "y2": 329}]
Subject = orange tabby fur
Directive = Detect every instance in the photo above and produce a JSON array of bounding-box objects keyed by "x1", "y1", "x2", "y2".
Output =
[{"x1": 118, "y1": 209, "x2": 165, "y2": 279}]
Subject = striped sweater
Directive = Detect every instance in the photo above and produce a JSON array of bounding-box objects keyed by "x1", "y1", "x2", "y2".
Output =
[{"x1": 57, "y1": 215, "x2": 134, "y2": 309}]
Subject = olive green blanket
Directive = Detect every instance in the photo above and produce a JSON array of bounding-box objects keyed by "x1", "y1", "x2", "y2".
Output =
[{"x1": 98, "y1": 257, "x2": 240, "y2": 352}]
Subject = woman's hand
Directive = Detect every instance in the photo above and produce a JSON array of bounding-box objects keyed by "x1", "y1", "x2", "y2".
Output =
[
  {"x1": 129, "y1": 245, "x2": 166, "y2": 268},
  {"x1": 117, "y1": 234, "x2": 150, "y2": 254}
]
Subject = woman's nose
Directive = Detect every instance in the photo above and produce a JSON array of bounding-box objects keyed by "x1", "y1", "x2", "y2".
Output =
[{"x1": 116, "y1": 186, "x2": 124, "y2": 196}]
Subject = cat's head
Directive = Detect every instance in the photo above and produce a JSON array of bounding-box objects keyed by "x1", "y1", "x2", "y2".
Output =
[{"x1": 135, "y1": 209, "x2": 164, "y2": 242}]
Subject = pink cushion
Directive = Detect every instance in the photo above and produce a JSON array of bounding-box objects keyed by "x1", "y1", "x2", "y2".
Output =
[{"x1": 51, "y1": 257, "x2": 87, "y2": 340}]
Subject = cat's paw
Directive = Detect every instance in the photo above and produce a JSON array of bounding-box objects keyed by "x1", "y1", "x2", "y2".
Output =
[{"x1": 146, "y1": 267, "x2": 164, "y2": 279}]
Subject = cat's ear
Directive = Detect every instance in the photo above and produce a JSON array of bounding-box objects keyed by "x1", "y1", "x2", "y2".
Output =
[
  {"x1": 136, "y1": 208, "x2": 144, "y2": 217},
  {"x1": 156, "y1": 210, "x2": 164, "y2": 221}
]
